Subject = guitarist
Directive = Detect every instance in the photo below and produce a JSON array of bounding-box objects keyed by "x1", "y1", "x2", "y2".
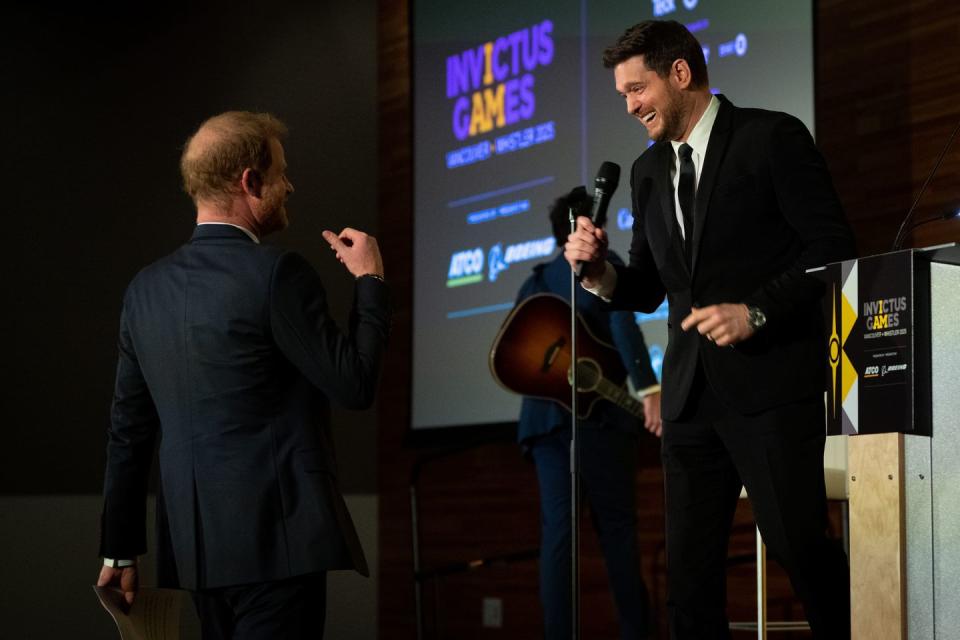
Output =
[{"x1": 516, "y1": 186, "x2": 662, "y2": 640}]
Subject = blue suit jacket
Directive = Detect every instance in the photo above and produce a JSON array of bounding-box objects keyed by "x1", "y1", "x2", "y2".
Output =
[
  {"x1": 516, "y1": 252, "x2": 658, "y2": 444},
  {"x1": 99, "y1": 225, "x2": 390, "y2": 589}
]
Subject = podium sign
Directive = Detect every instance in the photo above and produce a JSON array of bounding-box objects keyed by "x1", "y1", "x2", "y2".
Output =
[
  {"x1": 811, "y1": 244, "x2": 960, "y2": 639},
  {"x1": 816, "y1": 250, "x2": 930, "y2": 436}
]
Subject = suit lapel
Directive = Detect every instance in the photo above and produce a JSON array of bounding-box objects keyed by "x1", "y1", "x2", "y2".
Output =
[{"x1": 691, "y1": 97, "x2": 734, "y2": 275}]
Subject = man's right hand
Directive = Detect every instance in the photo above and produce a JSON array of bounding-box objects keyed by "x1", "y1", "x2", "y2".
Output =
[
  {"x1": 97, "y1": 563, "x2": 138, "y2": 607},
  {"x1": 323, "y1": 228, "x2": 385, "y2": 279},
  {"x1": 564, "y1": 216, "x2": 609, "y2": 287}
]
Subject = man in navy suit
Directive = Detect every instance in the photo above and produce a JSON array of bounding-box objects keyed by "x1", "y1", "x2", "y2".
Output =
[
  {"x1": 517, "y1": 187, "x2": 661, "y2": 640},
  {"x1": 96, "y1": 111, "x2": 390, "y2": 639},
  {"x1": 566, "y1": 21, "x2": 854, "y2": 639}
]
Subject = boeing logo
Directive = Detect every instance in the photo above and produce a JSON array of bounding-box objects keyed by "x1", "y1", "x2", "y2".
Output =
[
  {"x1": 488, "y1": 243, "x2": 508, "y2": 282},
  {"x1": 488, "y1": 236, "x2": 556, "y2": 282}
]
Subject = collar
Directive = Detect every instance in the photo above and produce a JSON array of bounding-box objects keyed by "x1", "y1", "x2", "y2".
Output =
[
  {"x1": 670, "y1": 94, "x2": 720, "y2": 160},
  {"x1": 196, "y1": 221, "x2": 260, "y2": 243}
]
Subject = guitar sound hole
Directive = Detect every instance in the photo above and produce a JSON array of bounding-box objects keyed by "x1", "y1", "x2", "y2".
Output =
[{"x1": 569, "y1": 358, "x2": 600, "y2": 392}]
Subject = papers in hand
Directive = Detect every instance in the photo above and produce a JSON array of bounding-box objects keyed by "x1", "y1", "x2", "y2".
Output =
[{"x1": 93, "y1": 586, "x2": 182, "y2": 640}]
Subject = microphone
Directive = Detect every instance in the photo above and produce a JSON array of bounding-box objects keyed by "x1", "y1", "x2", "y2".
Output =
[
  {"x1": 574, "y1": 162, "x2": 621, "y2": 277},
  {"x1": 588, "y1": 161, "x2": 621, "y2": 228},
  {"x1": 891, "y1": 117, "x2": 960, "y2": 250},
  {"x1": 897, "y1": 208, "x2": 960, "y2": 241}
]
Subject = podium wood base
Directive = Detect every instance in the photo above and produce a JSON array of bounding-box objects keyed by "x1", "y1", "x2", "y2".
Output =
[{"x1": 848, "y1": 433, "x2": 906, "y2": 640}]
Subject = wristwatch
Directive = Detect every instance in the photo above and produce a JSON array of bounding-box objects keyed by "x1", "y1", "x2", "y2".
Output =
[{"x1": 746, "y1": 305, "x2": 767, "y2": 331}]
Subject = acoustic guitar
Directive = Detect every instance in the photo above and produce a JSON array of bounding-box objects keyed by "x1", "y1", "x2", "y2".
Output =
[{"x1": 489, "y1": 293, "x2": 646, "y2": 419}]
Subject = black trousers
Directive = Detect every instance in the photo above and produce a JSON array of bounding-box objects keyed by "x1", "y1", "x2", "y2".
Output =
[
  {"x1": 661, "y1": 365, "x2": 850, "y2": 639},
  {"x1": 192, "y1": 573, "x2": 327, "y2": 640}
]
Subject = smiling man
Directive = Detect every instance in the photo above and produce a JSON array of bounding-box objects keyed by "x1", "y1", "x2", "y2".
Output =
[{"x1": 565, "y1": 21, "x2": 855, "y2": 639}]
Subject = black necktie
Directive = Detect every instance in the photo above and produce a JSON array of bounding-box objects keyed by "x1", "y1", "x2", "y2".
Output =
[{"x1": 677, "y1": 143, "x2": 695, "y2": 263}]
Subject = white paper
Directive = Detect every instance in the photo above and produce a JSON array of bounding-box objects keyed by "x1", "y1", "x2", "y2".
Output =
[{"x1": 93, "y1": 586, "x2": 182, "y2": 640}]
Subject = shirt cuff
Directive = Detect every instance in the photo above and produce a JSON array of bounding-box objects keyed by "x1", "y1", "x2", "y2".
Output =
[
  {"x1": 638, "y1": 384, "x2": 661, "y2": 397},
  {"x1": 103, "y1": 557, "x2": 135, "y2": 568},
  {"x1": 581, "y1": 260, "x2": 617, "y2": 302}
]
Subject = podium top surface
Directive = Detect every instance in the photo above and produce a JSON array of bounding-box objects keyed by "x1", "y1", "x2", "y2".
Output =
[
  {"x1": 916, "y1": 243, "x2": 960, "y2": 266},
  {"x1": 808, "y1": 243, "x2": 960, "y2": 273}
]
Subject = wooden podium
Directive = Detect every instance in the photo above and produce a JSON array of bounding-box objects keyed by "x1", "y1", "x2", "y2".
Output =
[{"x1": 813, "y1": 244, "x2": 960, "y2": 639}]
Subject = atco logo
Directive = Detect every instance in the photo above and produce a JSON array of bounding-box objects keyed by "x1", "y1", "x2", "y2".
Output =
[
  {"x1": 449, "y1": 237, "x2": 557, "y2": 286},
  {"x1": 446, "y1": 248, "x2": 485, "y2": 288}
]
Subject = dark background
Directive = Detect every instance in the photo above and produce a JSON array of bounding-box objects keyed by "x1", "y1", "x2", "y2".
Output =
[
  {"x1": 2, "y1": 1, "x2": 959, "y2": 637},
  {"x1": 3, "y1": 2, "x2": 379, "y2": 495}
]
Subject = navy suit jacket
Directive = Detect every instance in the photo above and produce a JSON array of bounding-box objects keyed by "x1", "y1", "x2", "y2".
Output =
[
  {"x1": 99, "y1": 224, "x2": 390, "y2": 590},
  {"x1": 516, "y1": 252, "x2": 659, "y2": 444},
  {"x1": 612, "y1": 96, "x2": 855, "y2": 420}
]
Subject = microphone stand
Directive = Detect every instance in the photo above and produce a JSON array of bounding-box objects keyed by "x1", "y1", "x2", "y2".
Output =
[{"x1": 568, "y1": 206, "x2": 581, "y2": 640}]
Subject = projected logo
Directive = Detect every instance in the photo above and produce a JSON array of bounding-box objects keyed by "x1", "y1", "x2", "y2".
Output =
[
  {"x1": 446, "y1": 247, "x2": 485, "y2": 288},
  {"x1": 718, "y1": 33, "x2": 749, "y2": 58},
  {"x1": 487, "y1": 236, "x2": 556, "y2": 282},
  {"x1": 648, "y1": 344, "x2": 664, "y2": 382},
  {"x1": 652, "y1": 0, "x2": 697, "y2": 16},
  {"x1": 446, "y1": 20, "x2": 554, "y2": 141}
]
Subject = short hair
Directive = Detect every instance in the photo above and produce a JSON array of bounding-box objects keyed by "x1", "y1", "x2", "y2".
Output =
[
  {"x1": 602, "y1": 20, "x2": 709, "y2": 88},
  {"x1": 549, "y1": 185, "x2": 592, "y2": 245},
  {"x1": 180, "y1": 111, "x2": 288, "y2": 206}
]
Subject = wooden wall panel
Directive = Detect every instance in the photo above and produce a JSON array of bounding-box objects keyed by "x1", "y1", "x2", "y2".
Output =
[{"x1": 378, "y1": 1, "x2": 960, "y2": 637}]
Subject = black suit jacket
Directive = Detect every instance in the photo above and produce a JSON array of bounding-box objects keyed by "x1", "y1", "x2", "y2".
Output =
[
  {"x1": 612, "y1": 96, "x2": 855, "y2": 420},
  {"x1": 99, "y1": 224, "x2": 390, "y2": 590}
]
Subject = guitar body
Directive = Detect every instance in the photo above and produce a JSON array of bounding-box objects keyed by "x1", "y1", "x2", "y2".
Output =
[{"x1": 489, "y1": 293, "x2": 644, "y2": 419}]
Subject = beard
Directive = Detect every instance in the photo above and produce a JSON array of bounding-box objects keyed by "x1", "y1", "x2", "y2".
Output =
[
  {"x1": 258, "y1": 189, "x2": 289, "y2": 236},
  {"x1": 650, "y1": 84, "x2": 688, "y2": 142}
]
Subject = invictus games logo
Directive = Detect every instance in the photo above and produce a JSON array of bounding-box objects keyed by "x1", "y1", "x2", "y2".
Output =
[
  {"x1": 446, "y1": 20, "x2": 554, "y2": 141},
  {"x1": 863, "y1": 296, "x2": 907, "y2": 330}
]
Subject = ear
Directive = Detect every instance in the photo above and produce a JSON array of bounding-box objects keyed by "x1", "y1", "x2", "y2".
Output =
[
  {"x1": 671, "y1": 59, "x2": 693, "y2": 90},
  {"x1": 241, "y1": 168, "x2": 263, "y2": 198}
]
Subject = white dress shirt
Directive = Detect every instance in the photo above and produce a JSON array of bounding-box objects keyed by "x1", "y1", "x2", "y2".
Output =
[{"x1": 588, "y1": 95, "x2": 720, "y2": 299}]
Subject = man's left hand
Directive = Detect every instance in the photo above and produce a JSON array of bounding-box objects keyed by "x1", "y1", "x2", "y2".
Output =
[
  {"x1": 681, "y1": 304, "x2": 754, "y2": 347},
  {"x1": 641, "y1": 391, "x2": 662, "y2": 438}
]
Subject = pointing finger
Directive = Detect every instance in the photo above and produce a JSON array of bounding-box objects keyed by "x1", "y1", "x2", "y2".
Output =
[
  {"x1": 322, "y1": 230, "x2": 344, "y2": 250},
  {"x1": 681, "y1": 307, "x2": 704, "y2": 331}
]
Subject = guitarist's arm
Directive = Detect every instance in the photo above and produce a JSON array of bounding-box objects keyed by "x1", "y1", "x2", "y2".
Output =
[
  {"x1": 610, "y1": 309, "x2": 662, "y2": 437},
  {"x1": 607, "y1": 253, "x2": 659, "y2": 391},
  {"x1": 607, "y1": 250, "x2": 662, "y2": 437}
]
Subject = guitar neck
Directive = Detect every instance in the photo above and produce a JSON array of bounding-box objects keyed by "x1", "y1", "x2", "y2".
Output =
[{"x1": 593, "y1": 376, "x2": 645, "y2": 419}]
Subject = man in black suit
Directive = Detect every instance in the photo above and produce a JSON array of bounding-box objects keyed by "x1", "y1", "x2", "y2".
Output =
[
  {"x1": 565, "y1": 21, "x2": 854, "y2": 639},
  {"x1": 96, "y1": 111, "x2": 390, "y2": 639}
]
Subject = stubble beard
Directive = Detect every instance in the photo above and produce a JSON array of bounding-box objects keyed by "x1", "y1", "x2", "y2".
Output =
[{"x1": 650, "y1": 85, "x2": 688, "y2": 142}]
